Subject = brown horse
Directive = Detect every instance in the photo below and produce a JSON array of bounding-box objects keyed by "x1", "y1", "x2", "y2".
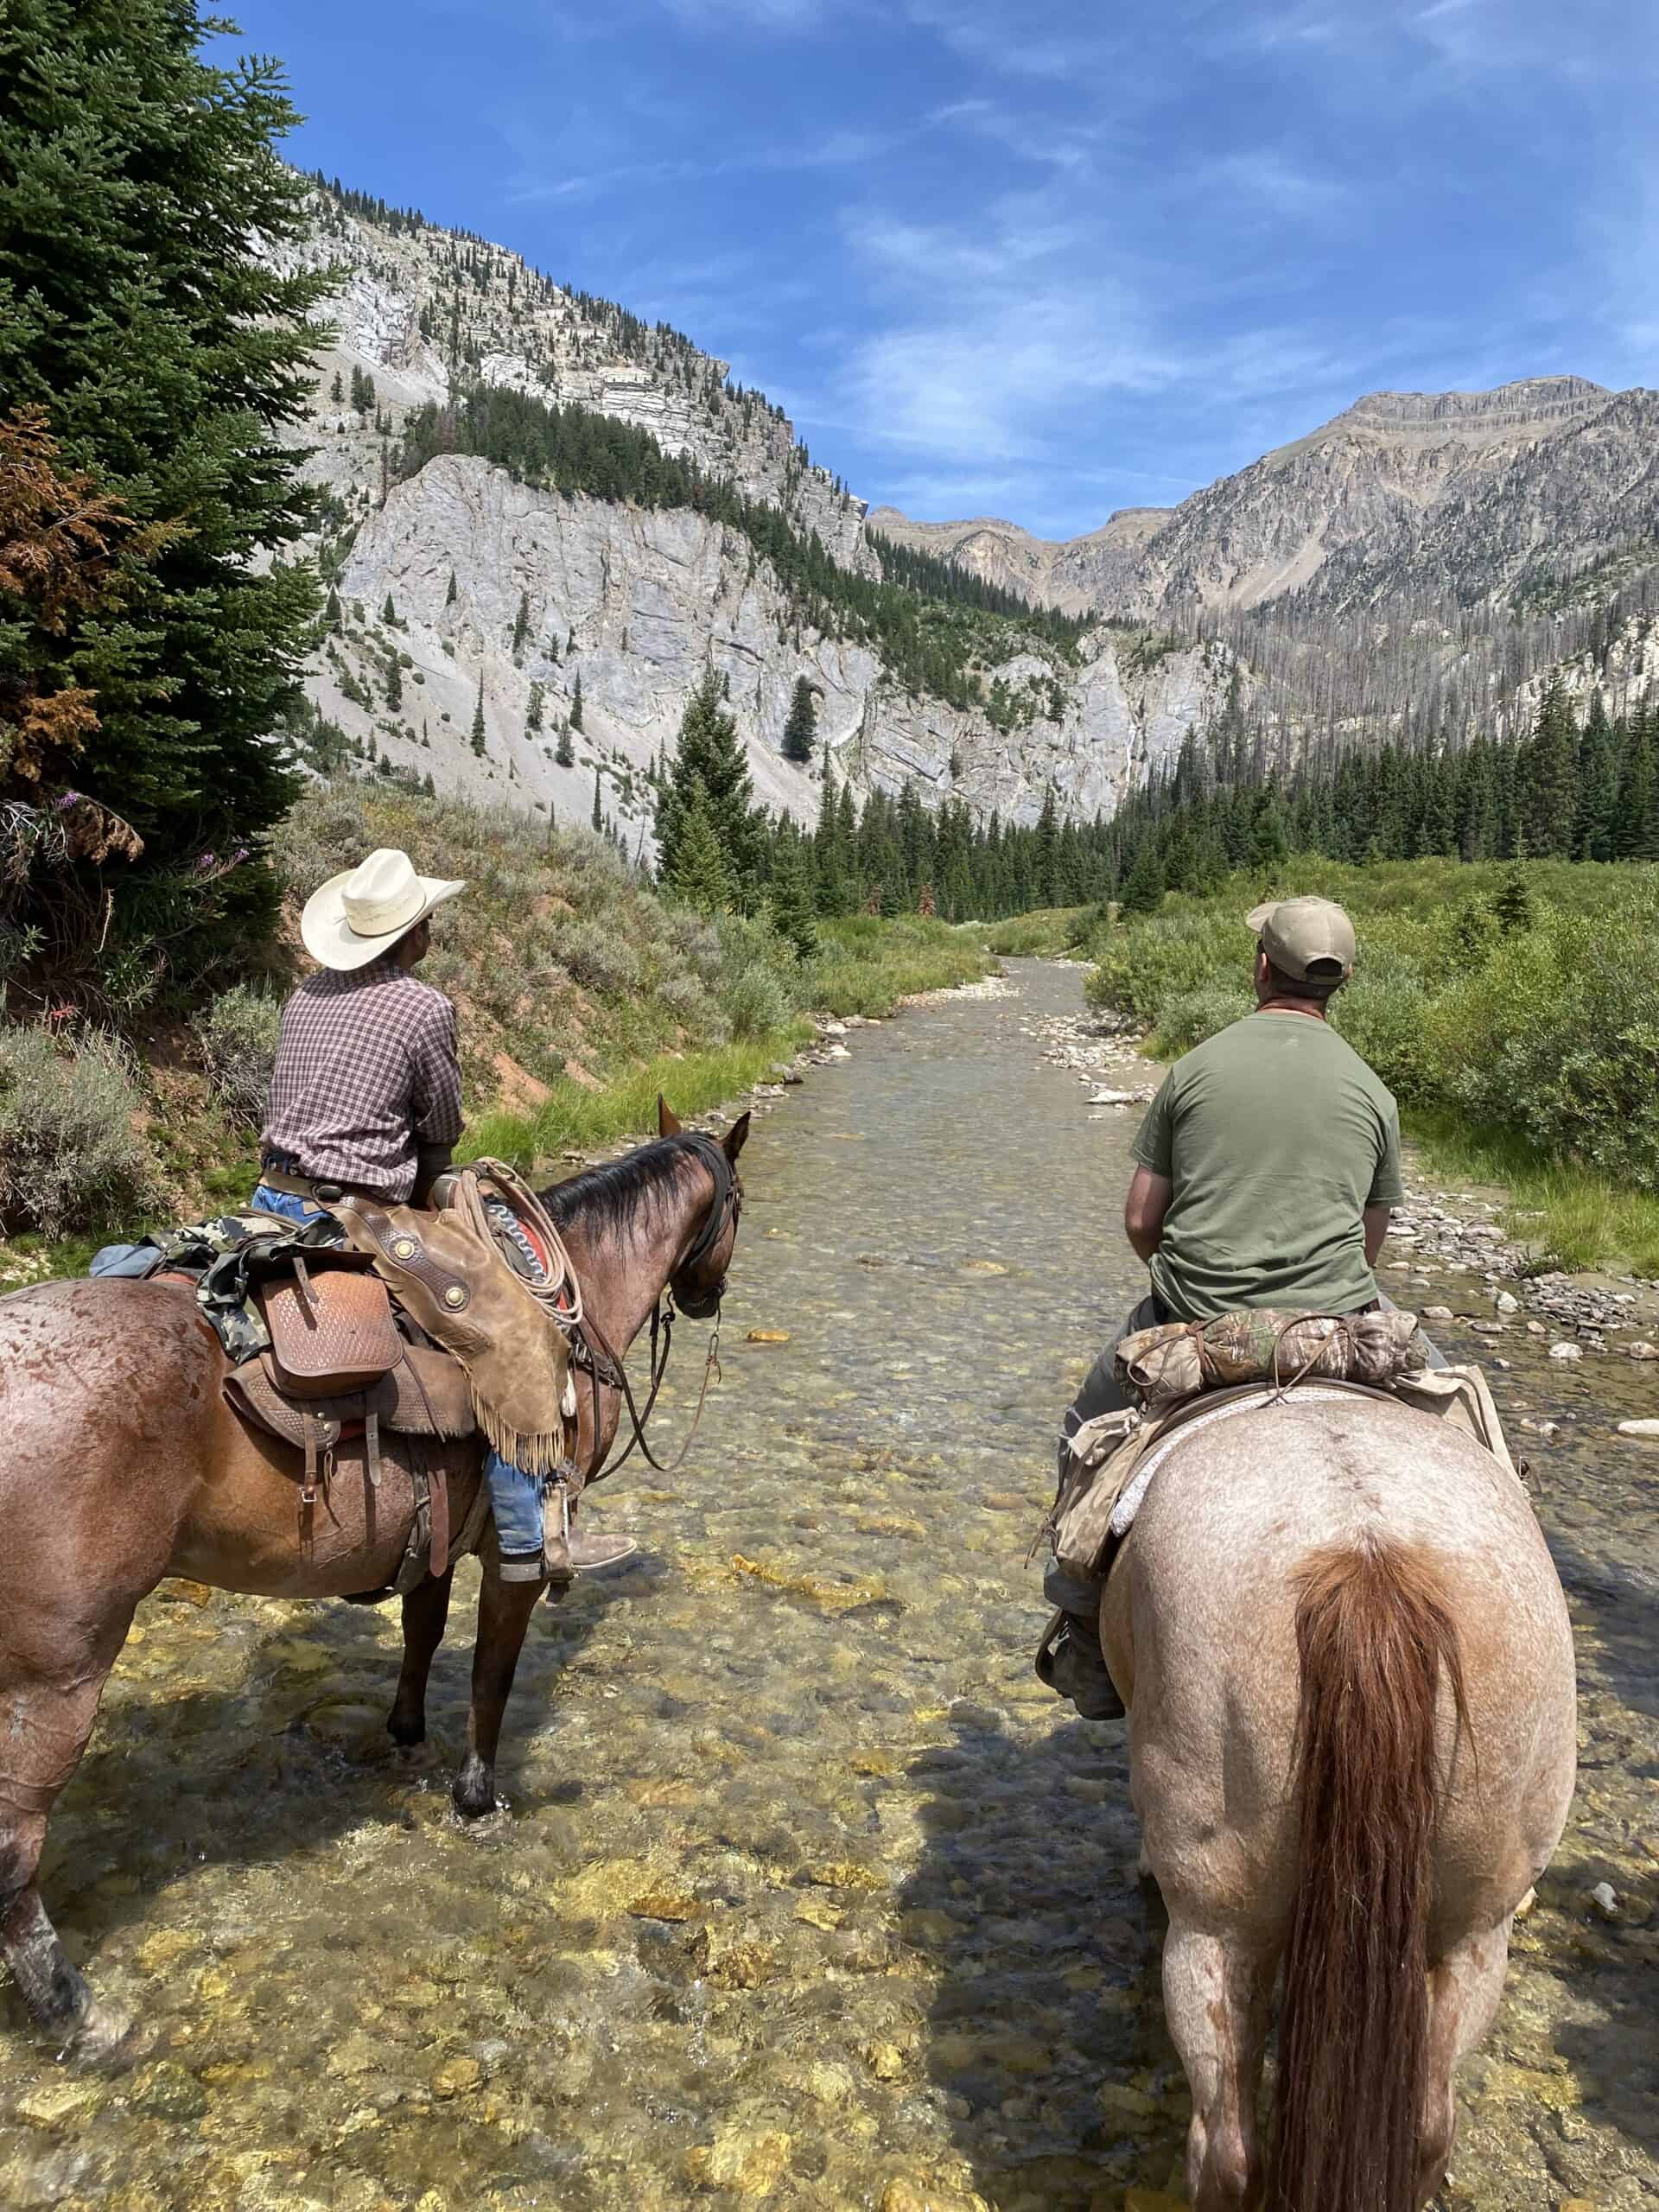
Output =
[
  {"x1": 0, "y1": 1103, "x2": 747, "y2": 2063},
  {"x1": 1097, "y1": 1387, "x2": 1577, "y2": 2211}
]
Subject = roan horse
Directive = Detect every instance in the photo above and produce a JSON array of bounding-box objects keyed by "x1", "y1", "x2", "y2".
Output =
[
  {"x1": 1097, "y1": 1386, "x2": 1577, "y2": 2212},
  {"x1": 0, "y1": 1101, "x2": 747, "y2": 2064}
]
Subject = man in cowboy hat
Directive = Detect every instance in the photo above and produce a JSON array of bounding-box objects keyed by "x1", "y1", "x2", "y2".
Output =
[
  {"x1": 254, "y1": 848, "x2": 634, "y2": 1577},
  {"x1": 1040, "y1": 893, "x2": 1442, "y2": 1719}
]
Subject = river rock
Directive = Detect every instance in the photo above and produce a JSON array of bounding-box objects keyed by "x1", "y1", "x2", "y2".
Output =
[
  {"x1": 1422, "y1": 1306, "x2": 1453, "y2": 1322},
  {"x1": 431, "y1": 2056, "x2": 482, "y2": 2098},
  {"x1": 1495, "y1": 1290, "x2": 1519, "y2": 1314},
  {"x1": 1616, "y1": 1420, "x2": 1659, "y2": 1440},
  {"x1": 683, "y1": 2125, "x2": 792, "y2": 2197},
  {"x1": 1587, "y1": 1881, "x2": 1620, "y2": 1922},
  {"x1": 1629, "y1": 1340, "x2": 1659, "y2": 1359},
  {"x1": 1548, "y1": 1342, "x2": 1583, "y2": 1362}
]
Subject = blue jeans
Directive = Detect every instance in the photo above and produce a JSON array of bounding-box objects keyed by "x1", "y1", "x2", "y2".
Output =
[{"x1": 250, "y1": 1184, "x2": 547, "y2": 1572}]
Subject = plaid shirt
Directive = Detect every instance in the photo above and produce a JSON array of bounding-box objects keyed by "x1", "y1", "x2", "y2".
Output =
[{"x1": 262, "y1": 959, "x2": 464, "y2": 1201}]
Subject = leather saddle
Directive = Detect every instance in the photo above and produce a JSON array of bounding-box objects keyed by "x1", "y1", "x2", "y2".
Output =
[{"x1": 226, "y1": 1261, "x2": 476, "y2": 1502}]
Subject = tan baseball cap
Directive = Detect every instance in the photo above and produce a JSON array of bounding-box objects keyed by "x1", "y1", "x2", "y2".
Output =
[{"x1": 1246, "y1": 894, "x2": 1357, "y2": 982}]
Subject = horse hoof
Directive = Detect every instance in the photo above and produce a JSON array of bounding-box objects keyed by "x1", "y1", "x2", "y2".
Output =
[
  {"x1": 60, "y1": 2002, "x2": 138, "y2": 2072},
  {"x1": 452, "y1": 1760, "x2": 499, "y2": 1821},
  {"x1": 387, "y1": 1715, "x2": 426, "y2": 1749}
]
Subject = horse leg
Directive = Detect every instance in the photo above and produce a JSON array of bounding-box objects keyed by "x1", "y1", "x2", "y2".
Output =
[
  {"x1": 1160, "y1": 1917, "x2": 1274, "y2": 2211},
  {"x1": 388, "y1": 1569, "x2": 454, "y2": 1747},
  {"x1": 453, "y1": 1560, "x2": 543, "y2": 1820},
  {"x1": 1416, "y1": 1923, "x2": 1511, "y2": 2207},
  {"x1": 0, "y1": 1652, "x2": 135, "y2": 2065}
]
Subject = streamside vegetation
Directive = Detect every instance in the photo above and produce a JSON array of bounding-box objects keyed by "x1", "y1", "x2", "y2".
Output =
[{"x1": 1090, "y1": 857, "x2": 1659, "y2": 1272}]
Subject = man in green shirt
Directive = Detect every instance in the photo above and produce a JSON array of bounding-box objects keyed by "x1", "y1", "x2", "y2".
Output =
[{"x1": 1042, "y1": 893, "x2": 1435, "y2": 1719}]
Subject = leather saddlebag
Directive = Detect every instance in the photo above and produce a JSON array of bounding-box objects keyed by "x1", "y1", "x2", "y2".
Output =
[{"x1": 258, "y1": 1264, "x2": 403, "y2": 1398}]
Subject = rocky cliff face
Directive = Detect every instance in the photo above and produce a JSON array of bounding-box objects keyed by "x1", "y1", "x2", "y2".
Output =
[
  {"x1": 879, "y1": 377, "x2": 1659, "y2": 620},
  {"x1": 264, "y1": 180, "x2": 868, "y2": 566},
  {"x1": 318, "y1": 457, "x2": 1238, "y2": 835}
]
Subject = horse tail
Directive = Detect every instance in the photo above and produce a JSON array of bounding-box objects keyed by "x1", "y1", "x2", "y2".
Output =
[{"x1": 1268, "y1": 1535, "x2": 1467, "y2": 2212}]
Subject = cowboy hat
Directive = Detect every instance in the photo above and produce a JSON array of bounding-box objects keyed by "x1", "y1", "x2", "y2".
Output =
[{"x1": 301, "y1": 848, "x2": 467, "y2": 971}]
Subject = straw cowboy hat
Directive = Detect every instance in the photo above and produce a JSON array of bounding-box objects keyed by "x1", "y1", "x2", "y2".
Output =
[{"x1": 301, "y1": 848, "x2": 467, "y2": 971}]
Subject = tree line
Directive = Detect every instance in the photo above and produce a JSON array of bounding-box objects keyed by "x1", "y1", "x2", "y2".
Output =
[
  {"x1": 1106, "y1": 677, "x2": 1659, "y2": 916},
  {"x1": 393, "y1": 386, "x2": 1086, "y2": 715}
]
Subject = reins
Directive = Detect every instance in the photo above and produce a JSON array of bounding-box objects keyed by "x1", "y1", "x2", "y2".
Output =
[{"x1": 566, "y1": 1132, "x2": 740, "y2": 1480}]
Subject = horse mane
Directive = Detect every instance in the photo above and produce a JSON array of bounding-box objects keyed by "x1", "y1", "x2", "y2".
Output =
[{"x1": 540, "y1": 1136, "x2": 703, "y2": 1240}]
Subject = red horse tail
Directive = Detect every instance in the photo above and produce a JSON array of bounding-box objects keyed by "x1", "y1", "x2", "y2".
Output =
[{"x1": 1268, "y1": 1535, "x2": 1467, "y2": 2212}]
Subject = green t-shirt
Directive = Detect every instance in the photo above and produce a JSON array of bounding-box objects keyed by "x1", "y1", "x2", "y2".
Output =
[{"x1": 1130, "y1": 1011, "x2": 1404, "y2": 1321}]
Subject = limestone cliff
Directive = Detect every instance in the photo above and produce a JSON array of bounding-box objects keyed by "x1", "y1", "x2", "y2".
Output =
[{"x1": 318, "y1": 457, "x2": 1238, "y2": 834}]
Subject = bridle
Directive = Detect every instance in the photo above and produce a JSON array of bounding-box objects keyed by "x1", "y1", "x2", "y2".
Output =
[{"x1": 569, "y1": 1132, "x2": 742, "y2": 1479}]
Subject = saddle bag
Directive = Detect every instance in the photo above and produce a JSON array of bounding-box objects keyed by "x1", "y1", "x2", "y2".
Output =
[
  {"x1": 1116, "y1": 1306, "x2": 1425, "y2": 1412},
  {"x1": 257, "y1": 1260, "x2": 403, "y2": 1399}
]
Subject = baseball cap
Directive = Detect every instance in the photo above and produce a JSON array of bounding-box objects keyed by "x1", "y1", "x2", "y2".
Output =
[{"x1": 1246, "y1": 895, "x2": 1357, "y2": 982}]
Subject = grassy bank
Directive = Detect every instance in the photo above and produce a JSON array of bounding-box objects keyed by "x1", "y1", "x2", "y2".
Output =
[
  {"x1": 1085, "y1": 856, "x2": 1659, "y2": 1275},
  {"x1": 0, "y1": 786, "x2": 996, "y2": 1262},
  {"x1": 981, "y1": 906, "x2": 1094, "y2": 958}
]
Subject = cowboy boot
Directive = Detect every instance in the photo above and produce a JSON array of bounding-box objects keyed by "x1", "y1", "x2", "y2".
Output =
[{"x1": 567, "y1": 1528, "x2": 639, "y2": 1572}]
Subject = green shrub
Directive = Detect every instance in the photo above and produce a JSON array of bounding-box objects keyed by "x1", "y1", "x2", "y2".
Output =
[
  {"x1": 194, "y1": 985, "x2": 282, "y2": 1131},
  {"x1": 0, "y1": 1027, "x2": 160, "y2": 1238},
  {"x1": 1153, "y1": 982, "x2": 1253, "y2": 1053}
]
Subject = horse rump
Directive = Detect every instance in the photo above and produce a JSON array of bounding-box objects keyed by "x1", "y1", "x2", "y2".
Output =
[{"x1": 1268, "y1": 1535, "x2": 1468, "y2": 2212}]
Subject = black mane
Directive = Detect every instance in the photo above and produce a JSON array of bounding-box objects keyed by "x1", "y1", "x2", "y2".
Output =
[{"x1": 542, "y1": 1135, "x2": 702, "y2": 1239}]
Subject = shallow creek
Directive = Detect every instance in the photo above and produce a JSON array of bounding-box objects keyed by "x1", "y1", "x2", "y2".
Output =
[{"x1": 1, "y1": 960, "x2": 1655, "y2": 2212}]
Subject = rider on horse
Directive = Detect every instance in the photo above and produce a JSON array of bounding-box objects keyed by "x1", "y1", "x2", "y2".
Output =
[
  {"x1": 1044, "y1": 893, "x2": 1443, "y2": 1719},
  {"x1": 252, "y1": 846, "x2": 634, "y2": 1581}
]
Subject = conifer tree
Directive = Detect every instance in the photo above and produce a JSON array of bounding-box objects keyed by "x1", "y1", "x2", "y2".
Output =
[
  {"x1": 591, "y1": 769, "x2": 603, "y2": 831},
  {"x1": 385, "y1": 658, "x2": 402, "y2": 710},
  {"x1": 325, "y1": 585, "x2": 342, "y2": 630},
  {"x1": 512, "y1": 590, "x2": 530, "y2": 658},
  {"x1": 445, "y1": 569, "x2": 458, "y2": 607},
  {"x1": 655, "y1": 672, "x2": 761, "y2": 908},
  {"x1": 666, "y1": 783, "x2": 732, "y2": 915},
  {"x1": 330, "y1": 370, "x2": 343, "y2": 404},
  {"x1": 569, "y1": 671, "x2": 584, "y2": 732},
  {"x1": 1520, "y1": 679, "x2": 1579, "y2": 859},
  {"x1": 556, "y1": 724, "x2": 575, "y2": 769},
  {"x1": 768, "y1": 833, "x2": 818, "y2": 957},
  {"x1": 527, "y1": 681, "x2": 543, "y2": 731},
  {"x1": 0, "y1": 0, "x2": 330, "y2": 969},
  {"x1": 382, "y1": 592, "x2": 397, "y2": 626},
  {"x1": 470, "y1": 675, "x2": 486, "y2": 755},
  {"x1": 781, "y1": 677, "x2": 817, "y2": 765},
  {"x1": 814, "y1": 764, "x2": 845, "y2": 915},
  {"x1": 1118, "y1": 842, "x2": 1166, "y2": 918}
]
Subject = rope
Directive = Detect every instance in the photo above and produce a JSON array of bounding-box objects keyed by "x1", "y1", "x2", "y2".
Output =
[{"x1": 454, "y1": 1157, "x2": 584, "y2": 1331}]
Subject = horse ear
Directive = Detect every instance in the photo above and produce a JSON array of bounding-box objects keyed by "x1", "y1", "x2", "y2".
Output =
[
  {"x1": 658, "y1": 1095, "x2": 683, "y2": 1138},
  {"x1": 723, "y1": 1111, "x2": 751, "y2": 1161}
]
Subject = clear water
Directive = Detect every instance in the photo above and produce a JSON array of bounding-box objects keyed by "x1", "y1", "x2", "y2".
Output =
[{"x1": 1, "y1": 961, "x2": 1654, "y2": 2211}]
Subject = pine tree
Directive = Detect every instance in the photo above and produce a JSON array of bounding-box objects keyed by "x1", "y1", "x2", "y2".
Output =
[
  {"x1": 556, "y1": 724, "x2": 575, "y2": 769},
  {"x1": 781, "y1": 677, "x2": 817, "y2": 765},
  {"x1": 1520, "y1": 679, "x2": 1579, "y2": 860},
  {"x1": 814, "y1": 763, "x2": 846, "y2": 915},
  {"x1": 527, "y1": 681, "x2": 544, "y2": 731},
  {"x1": 385, "y1": 658, "x2": 402, "y2": 710},
  {"x1": 0, "y1": 0, "x2": 331, "y2": 973},
  {"x1": 1118, "y1": 842, "x2": 1166, "y2": 918},
  {"x1": 382, "y1": 592, "x2": 397, "y2": 626},
  {"x1": 512, "y1": 590, "x2": 530, "y2": 658},
  {"x1": 329, "y1": 370, "x2": 343, "y2": 404},
  {"x1": 569, "y1": 671, "x2": 584, "y2": 732},
  {"x1": 445, "y1": 569, "x2": 458, "y2": 607},
  {"x1": 655, "y1": 672, "x2": 762, "y2": 909},
  {"x1": 665, "y1": 783, "x2": 732, "y2": 915},
  {"x1": 767, "y1": 835, "x2": 818, "y2": 957},
  {"x1": 325, "y1": 585, "x2": 342, "y2": 630},
  {"x1": 470, "y1": 675, "x2": 486, "y2": 756},
  {"x1": 591, "y1": 769, "x2": 603, "y2": 831}
]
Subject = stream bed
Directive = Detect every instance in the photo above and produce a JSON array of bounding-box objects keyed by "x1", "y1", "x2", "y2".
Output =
[{"x1": 0, "y1": 959, "x2": 1655, "y2": 2211}]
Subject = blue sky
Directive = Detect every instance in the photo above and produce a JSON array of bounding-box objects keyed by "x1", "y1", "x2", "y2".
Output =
[{"x1": 231, "y1": 0, "x2": 1658, "y2": 539}]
